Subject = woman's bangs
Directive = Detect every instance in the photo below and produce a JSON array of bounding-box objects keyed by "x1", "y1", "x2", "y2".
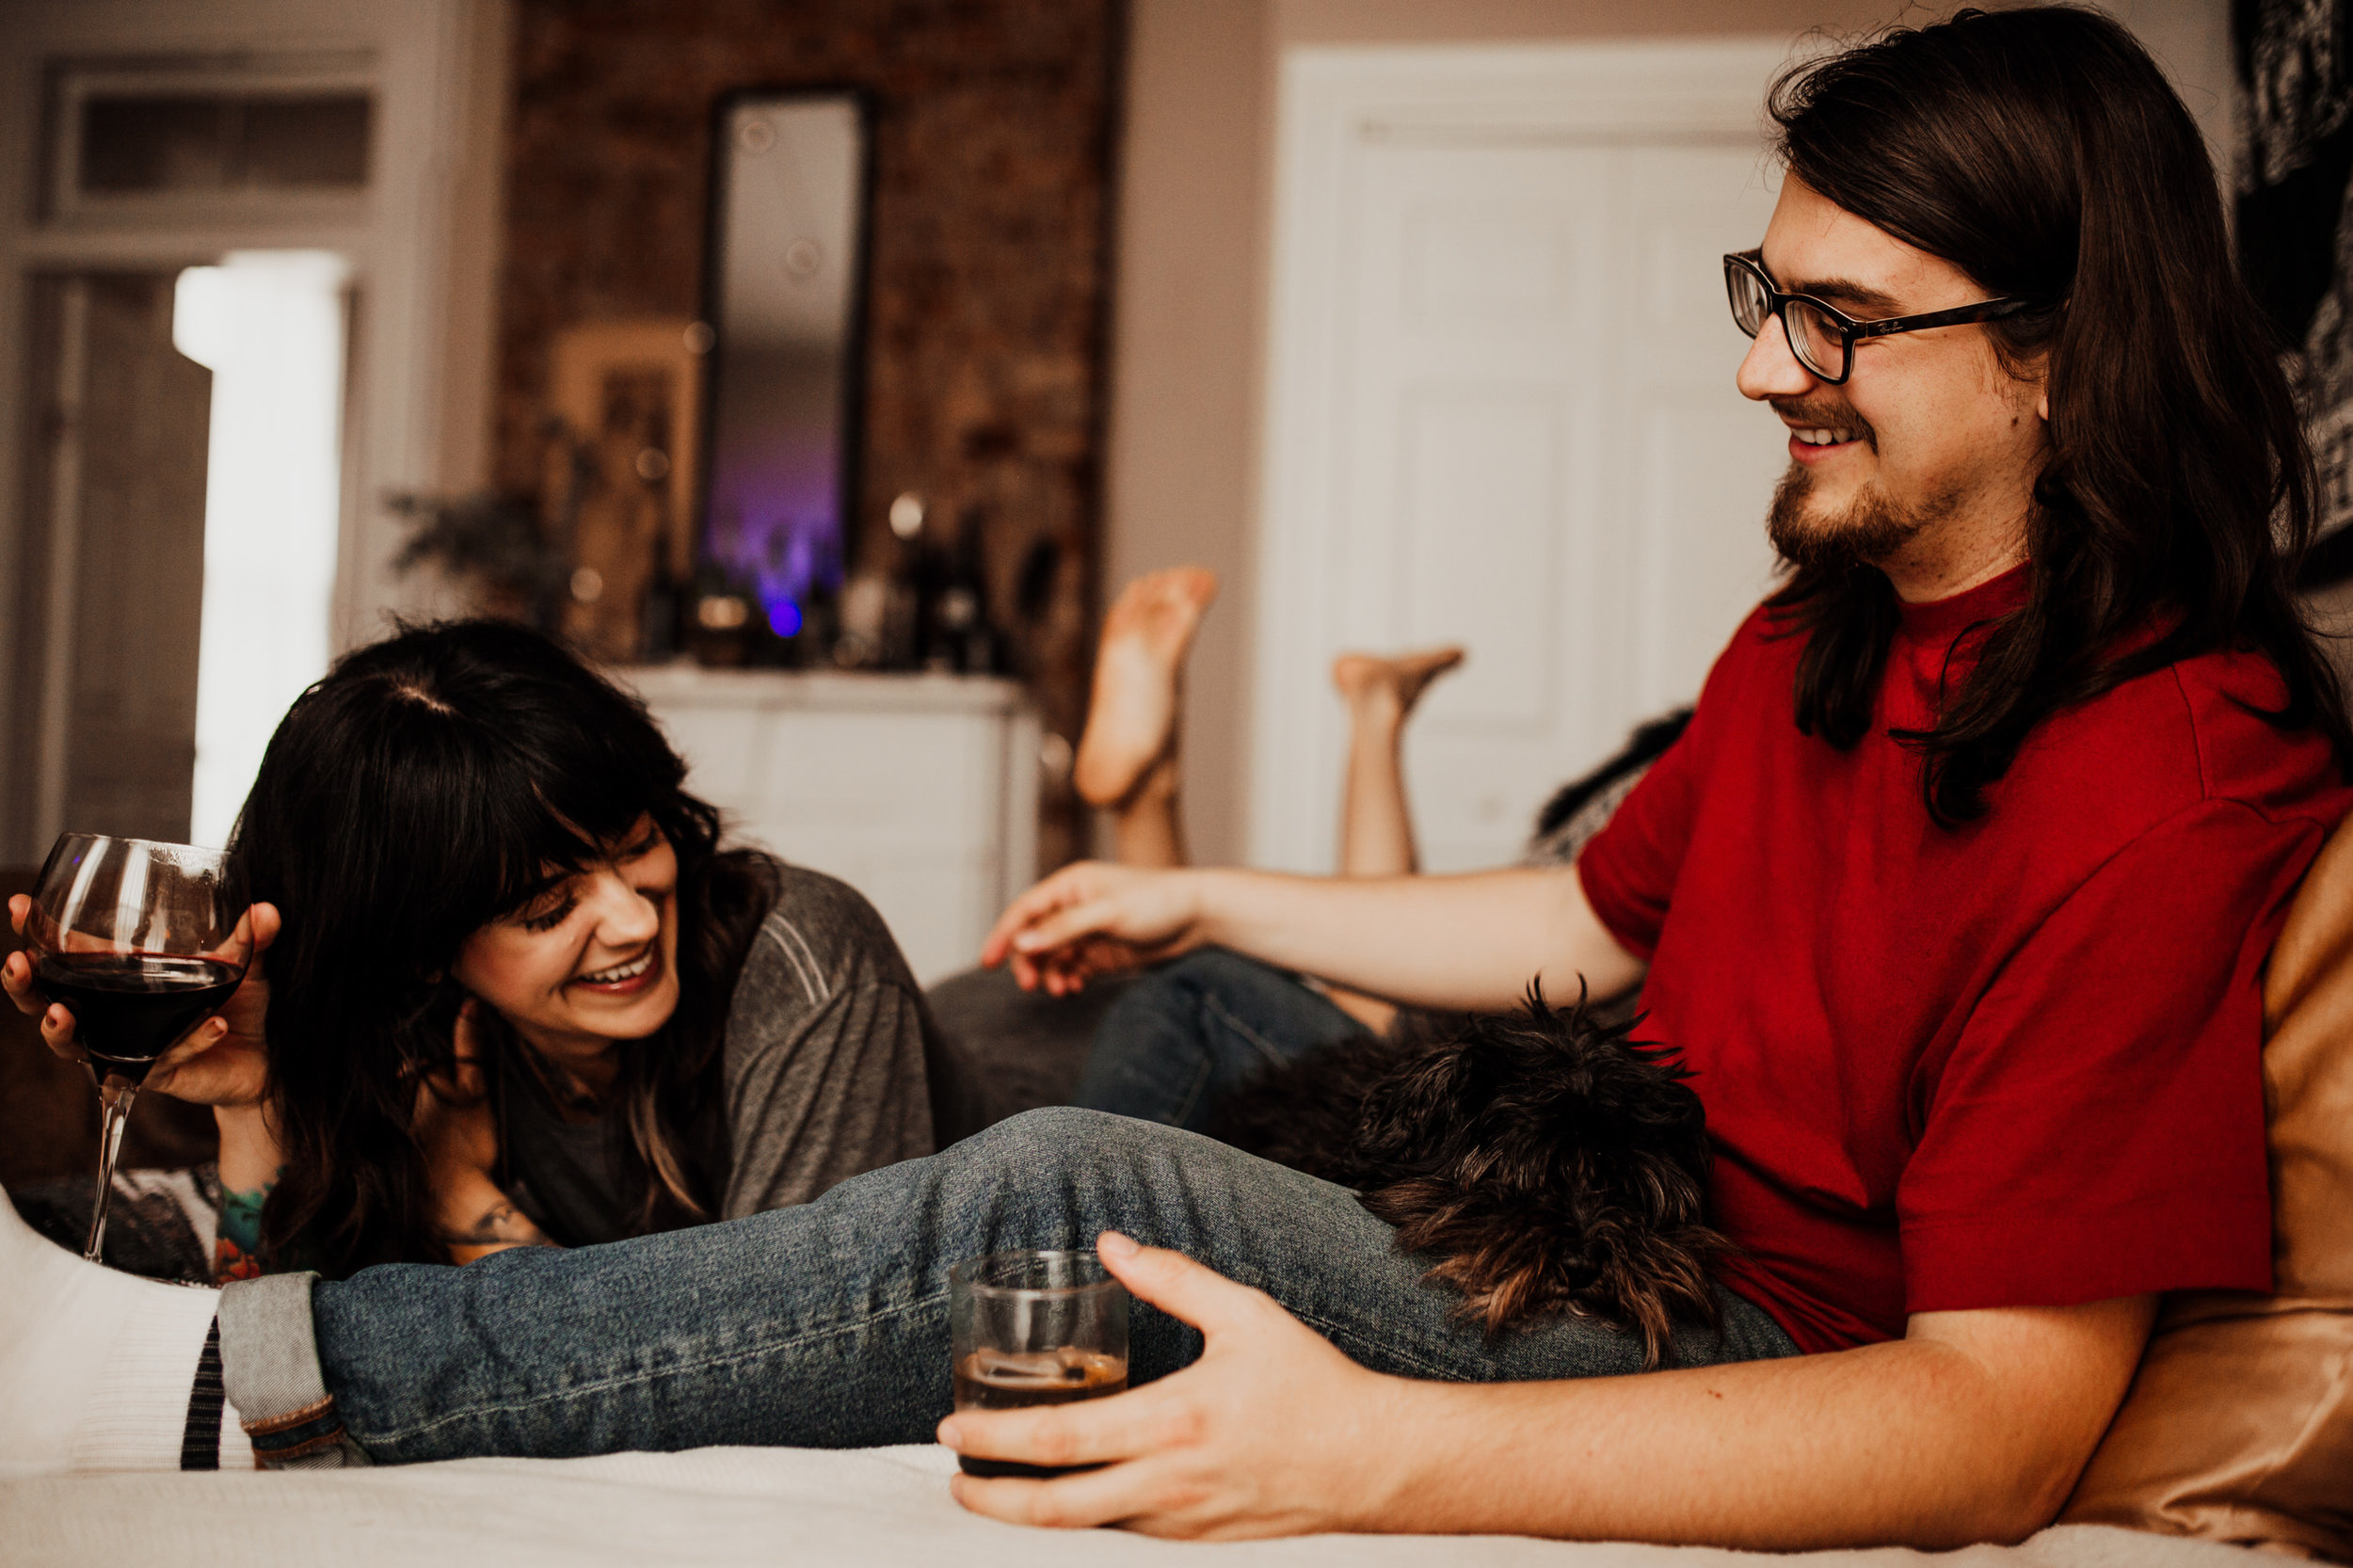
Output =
[
  {"x1": 481, "y1": 724, "x2": 675, "y2": 918},
  {"x1": 485, "y1": 799, "x2": 601, "y2": 918}
]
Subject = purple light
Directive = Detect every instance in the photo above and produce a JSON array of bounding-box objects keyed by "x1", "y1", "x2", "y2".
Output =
[{"x1": 766, "y1": 599, "x2": 803, "y2": 637}]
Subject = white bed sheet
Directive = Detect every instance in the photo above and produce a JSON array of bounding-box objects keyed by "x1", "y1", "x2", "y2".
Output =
[{"x1": 0, "y1": 1445, "x2": 2260, "y2": 1568}]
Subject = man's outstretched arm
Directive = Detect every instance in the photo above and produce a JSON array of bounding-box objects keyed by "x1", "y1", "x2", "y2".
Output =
[
  {"x1": 943, "y1": 1234, "x2": 2155, "y2": 1547},
  {"x1": 982, "y1": 861, "x2": 1643, "y2": 1015}
]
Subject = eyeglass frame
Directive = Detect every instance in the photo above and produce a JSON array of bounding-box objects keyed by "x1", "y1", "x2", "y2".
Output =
[{"x1": 1721, "y1": 249, "x2": 2041, "y2": 385}]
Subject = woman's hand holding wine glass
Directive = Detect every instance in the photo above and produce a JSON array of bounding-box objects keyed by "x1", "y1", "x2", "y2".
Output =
[
  {"x1": 5, "y1": 836, "x2": 265, "y2": 1259},
  {"x1": 5, "y1": 894, "x2": 278, "y2": 1111}
]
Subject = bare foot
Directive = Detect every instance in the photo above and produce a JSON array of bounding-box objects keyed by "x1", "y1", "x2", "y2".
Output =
[
  {"x1": 1074, "y1": 568, "x2": 1220, "y2": 808},
  {"x1": 1331, "y1": 646, "x2": 1465, "y2": 726}
]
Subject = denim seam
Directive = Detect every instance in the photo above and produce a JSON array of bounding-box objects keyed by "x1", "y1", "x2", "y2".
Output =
[
  {"x1": 1217, "y1": 1261, "x2": 1465, "y2": 1385},
  {"x1": 1201, "y1": 992, "x2": 1296, "y2": 1073},
  {"x1": 1160, "y1": 1050, "x2": 1213, "y2": 1128},
  {"x1": 358, "y1": 1287, "x2": 952, "y2": 1448},
  {"x1": 1286, "y1": 1305, "x2": 1463, "y2": 1383}
]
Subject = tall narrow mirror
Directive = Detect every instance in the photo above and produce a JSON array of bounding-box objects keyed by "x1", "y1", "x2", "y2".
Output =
[{"x1": 701, "y1": 90, "x2": 870, "y2": 641}]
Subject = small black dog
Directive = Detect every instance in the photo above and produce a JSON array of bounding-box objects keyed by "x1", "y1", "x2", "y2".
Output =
[{"x1": 1213, "y1": 985, "x2": 1726, "y2": 1368}]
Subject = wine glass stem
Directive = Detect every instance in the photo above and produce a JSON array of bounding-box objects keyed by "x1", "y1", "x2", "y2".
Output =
[{"x1": 83, "y1": 1074, "x2": 138, "y2": 1263}]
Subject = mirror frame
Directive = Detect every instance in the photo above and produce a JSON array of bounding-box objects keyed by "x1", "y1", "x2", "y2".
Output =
[{"x1": 696, "y1": 84, "x2": 877, "y2": 632}]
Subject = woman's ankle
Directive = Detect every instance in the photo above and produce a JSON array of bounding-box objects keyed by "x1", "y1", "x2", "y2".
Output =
[{"x1": 1112, "y1": 756, "x2": 1188, "y2": 868}]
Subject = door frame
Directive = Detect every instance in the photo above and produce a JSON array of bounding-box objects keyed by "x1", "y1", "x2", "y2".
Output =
[
  {"x1": 0, "y1": 0, "x2": 506, "y2": 860},
  {"x1": 1247, "y1": 38, "x2": 1799, "y2": 873}
]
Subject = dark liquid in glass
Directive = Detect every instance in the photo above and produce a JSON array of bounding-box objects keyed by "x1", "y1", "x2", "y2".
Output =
[
  {"x1": 953, "y1": 1349, "x2": 1128, "y2": 1479},
  {"x1": 33, "y1": 953, "x2": 241, "y2": 1082}
]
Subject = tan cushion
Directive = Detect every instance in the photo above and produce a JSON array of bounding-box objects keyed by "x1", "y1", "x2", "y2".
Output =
[{"x1": 2062, "y1": 817, "x2": 2353, "y2": 1558}]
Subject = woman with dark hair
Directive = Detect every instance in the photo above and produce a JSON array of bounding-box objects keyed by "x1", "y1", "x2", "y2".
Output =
[{"x1": 8, "y1": 618, "x2": 938, "y2": 1278}]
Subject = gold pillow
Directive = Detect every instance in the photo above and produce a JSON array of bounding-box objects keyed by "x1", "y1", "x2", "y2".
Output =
[{"x1": 2061, "y1": 817, "x2": 2353, "y2": 1559}]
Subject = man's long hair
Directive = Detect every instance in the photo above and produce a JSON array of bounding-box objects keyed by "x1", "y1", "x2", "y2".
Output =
[{"x1": 1768, "y1": 7, "x2": 2353, "y2": 824}]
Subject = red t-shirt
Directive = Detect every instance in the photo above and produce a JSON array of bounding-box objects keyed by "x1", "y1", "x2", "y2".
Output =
[{"x1": 1577, "y1": 566, "x2": 2348, "y2": 1352}]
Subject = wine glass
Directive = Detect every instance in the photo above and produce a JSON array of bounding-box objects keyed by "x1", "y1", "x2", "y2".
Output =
[{"x1": 22, "y1": 834, "x2": 253, "y2": 1262}]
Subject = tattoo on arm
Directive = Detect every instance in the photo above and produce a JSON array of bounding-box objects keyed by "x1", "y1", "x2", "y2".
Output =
[
  {"x1": 214, "y1": 1171, "x2": 280, "y2": 1282},
  {"x1": 442, "y1": 1199, "x2": 560, "y2": 1251}
]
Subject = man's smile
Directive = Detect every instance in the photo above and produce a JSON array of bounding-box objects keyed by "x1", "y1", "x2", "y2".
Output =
[
  {"x1": 1773, "y1": 401, "x2": 1873, "y2": 465},
  {"x1": 1788, "y1": 427, "x2": 1865, "y2": 463}
]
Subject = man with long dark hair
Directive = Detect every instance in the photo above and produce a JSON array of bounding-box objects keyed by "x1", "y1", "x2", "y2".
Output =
[{"x1": 5, "y1": 8, "x2": 2345, "y2": 1550}]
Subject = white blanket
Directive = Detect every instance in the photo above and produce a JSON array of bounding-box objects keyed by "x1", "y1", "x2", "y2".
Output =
[{"x1": 1, "y1": 1445, "x2": 2257, "y2": 1568}]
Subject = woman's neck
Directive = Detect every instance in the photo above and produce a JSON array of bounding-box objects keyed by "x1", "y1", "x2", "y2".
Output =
[{"x1": 512, "y1": 1025, "x2": 621, "y2": 1116}]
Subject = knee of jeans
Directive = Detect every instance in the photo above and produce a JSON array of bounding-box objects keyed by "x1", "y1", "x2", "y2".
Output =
[
  {"x1": 968, "y1": 1104, "x2": 1121, "y2": 1166},
  {"x1": 964, "y1": 1106, "x2": 1178, "y2": 1195}
]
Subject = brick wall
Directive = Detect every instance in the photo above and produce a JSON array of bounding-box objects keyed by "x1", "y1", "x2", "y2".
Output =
[{"x1": 495, "y1": 0, "x2": 1122, "y2": 871}]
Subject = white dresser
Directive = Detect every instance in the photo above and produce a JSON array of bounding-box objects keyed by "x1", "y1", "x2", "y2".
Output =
[{"x1": 618, "y1": 665, "x2": 1041, "y2": 984}]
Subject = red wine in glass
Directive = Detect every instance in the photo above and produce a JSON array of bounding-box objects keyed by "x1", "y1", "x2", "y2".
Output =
[
  {"x1": 32, "y1": 954, "x2": 244, "y2": 1081},
  {"x1": 23, "y1": 834, "x2": 252, "y2": 1261}
]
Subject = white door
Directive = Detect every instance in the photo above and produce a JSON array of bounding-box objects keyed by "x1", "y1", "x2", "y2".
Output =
[{"x1": 1250, "y1": 41, "x2": 1797, "y2": 874}]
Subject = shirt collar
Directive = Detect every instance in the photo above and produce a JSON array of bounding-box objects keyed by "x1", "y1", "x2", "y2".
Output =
[{"x1": 1895, "y1": 562, "x2": 2029, "y2": 645}]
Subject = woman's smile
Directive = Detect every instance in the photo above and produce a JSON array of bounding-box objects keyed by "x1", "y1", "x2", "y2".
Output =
[{"x1": 571, "y1": 944, "x2": 664, "y2": 997}]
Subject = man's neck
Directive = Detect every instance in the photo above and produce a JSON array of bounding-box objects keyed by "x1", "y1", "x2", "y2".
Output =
[{"x1": 1873, "y1": 509, "x2": 2029, "y2": 603}]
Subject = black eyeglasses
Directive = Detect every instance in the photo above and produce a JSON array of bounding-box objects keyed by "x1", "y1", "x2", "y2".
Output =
[{"x1": 1721, "y1": 250, "x2": 2039, "y2": 384}]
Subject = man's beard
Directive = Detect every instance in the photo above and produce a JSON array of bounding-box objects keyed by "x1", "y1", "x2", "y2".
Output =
[{"x1": 1765, "y1": 465, "x2": 1933, "y2": 571}]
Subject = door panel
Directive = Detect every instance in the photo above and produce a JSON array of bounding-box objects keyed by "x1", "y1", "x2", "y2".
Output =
[
  {"x1": 1398, "y1": 389, "x2": 1562, "y2": 731},
  {"x1": 8, "y1": 272, "x2": 211, "y2": 856},
  {"x1": 1253, "y1": 52, "x2": 1790, "y2": 875}
]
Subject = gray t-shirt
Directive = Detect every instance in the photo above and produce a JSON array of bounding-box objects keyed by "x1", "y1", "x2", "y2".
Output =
[{"x1": 500, "y1": 864, "x2": 936, "y2": 1246}]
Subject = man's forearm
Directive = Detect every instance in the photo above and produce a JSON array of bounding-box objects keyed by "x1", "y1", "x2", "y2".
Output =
[
  {"x1": 1361, "y1": 1300, "x2": 2154, "y2": 1549},
  {"x1": 1188, "y1": 864, "x2": 1642, "y2": 1014}
]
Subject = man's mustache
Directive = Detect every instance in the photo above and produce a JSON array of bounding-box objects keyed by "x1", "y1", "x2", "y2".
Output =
[{"x1": 1769, "y1": 399, "x2": 1877, "y2": 450}]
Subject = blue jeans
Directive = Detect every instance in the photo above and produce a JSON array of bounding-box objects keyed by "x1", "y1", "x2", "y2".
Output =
[
  {"x1": 229, "y1": 1108, "x2": 1797, "y2": 1464},
  {"x1": 1073, "y1": 949, "x2": 1369, "y2": 1130}
]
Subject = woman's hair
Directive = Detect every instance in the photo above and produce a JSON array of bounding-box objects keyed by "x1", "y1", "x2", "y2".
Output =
[
  {"x1": 234, "y1": 619, "x2": 776, "y2": 1274},
  {"x1": 1766, "y1": 6, "x2": 2353, "y2": 823}
]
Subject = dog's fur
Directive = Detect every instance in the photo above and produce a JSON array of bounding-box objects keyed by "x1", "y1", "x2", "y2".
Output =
[{"x1": 1214, "y1": 986, "x2": 1727, "y2": 1368}]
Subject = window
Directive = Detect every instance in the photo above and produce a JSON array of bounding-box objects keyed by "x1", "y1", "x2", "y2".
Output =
[{"x1": 45, "y1": 56, "x2": 374, "y2": 218}]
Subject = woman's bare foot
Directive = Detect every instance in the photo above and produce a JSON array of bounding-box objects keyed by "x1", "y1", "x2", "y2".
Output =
[
  {"x1": 1074, "y1": 568, "x2": 1219, "y2": 808},
  {"x1": 1331, "y1": 646, "x2": 1465, "y2": 728}
]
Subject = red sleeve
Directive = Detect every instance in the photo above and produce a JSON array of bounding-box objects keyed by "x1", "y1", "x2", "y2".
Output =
[
  {"x1": 1896, "y1": 798, "x2": 2321, "y2": 1312},
  {"x1": 1575, "y1": 743, "x2": 1695, "y2": 962},
  {"x1": 1576, "y1": 618, "x2": 1758, "y2": 960}
]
